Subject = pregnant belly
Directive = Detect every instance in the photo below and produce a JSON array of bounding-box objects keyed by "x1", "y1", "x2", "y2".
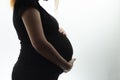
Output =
[
  {"x1": 17, "y1": 33, "x2": 73, "y2": 74},
  {"x1": 46, "y1": 33, "x2": 73, "y2": 61}
]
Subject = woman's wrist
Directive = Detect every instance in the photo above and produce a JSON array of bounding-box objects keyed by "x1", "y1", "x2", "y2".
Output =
[
  {"x1": 60, "y1": 62, "x2": 71, "y2": 72},
  {"x1": 61, "y1": 58, "x2": 76, "y2": 73}
]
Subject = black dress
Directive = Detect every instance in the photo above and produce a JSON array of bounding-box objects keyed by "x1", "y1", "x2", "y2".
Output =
[{"x1": 12, "y1": 0, "x2": 73, "y2": 80}]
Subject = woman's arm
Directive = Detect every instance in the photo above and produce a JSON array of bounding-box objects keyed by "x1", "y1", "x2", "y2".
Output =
[{"x1": 21, "y1": 8, "x2": 74, "y2": 71}]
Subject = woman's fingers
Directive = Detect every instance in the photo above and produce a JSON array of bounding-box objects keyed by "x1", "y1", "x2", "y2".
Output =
[
  {"x1": 63, "y1": 58, "x2": 76, "y2": 73},
  {"x1": 70, "y1": 58, "x2": 76, "y2": 62},
  {"x1": 69, "y1": 58, "x2": 76, "y2": 66},
  {"x1": 58, "y1": 27, "x2": 67, "y2": 36}
]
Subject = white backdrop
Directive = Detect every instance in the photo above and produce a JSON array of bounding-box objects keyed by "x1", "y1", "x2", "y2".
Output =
[{"x1": 0, "y1": 0, "x2": 120, "y2": 80}]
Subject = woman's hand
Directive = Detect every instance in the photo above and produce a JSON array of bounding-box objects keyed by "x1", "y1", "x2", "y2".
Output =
[
  {"x1": 58, "y1": 27, "x2": 67, "y2": 36},
  {"x1": 63, "y1": 58, "x2": 76, "y2": 73}
]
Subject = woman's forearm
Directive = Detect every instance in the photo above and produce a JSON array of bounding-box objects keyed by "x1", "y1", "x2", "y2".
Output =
[{"x1": 32, "y1": 40, "x2": 71, "y2": 70}]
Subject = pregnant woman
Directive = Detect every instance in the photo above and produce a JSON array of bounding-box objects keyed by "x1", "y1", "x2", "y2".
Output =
[{"x1": 11, "y1": 0, "x2": 76, "y2": 80}]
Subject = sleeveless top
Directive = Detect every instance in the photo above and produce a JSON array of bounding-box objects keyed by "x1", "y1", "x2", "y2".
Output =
[{"x1": 13, "y1": 0, "x2": 73, "y2": 73}]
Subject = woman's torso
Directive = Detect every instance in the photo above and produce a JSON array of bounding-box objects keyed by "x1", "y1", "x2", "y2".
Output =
[{"x1": 13, "y1": 0, "x2": 73, "y2": 73}]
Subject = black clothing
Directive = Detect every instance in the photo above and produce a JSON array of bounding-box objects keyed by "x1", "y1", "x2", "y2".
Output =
[{"x1": 12, "y1": 0, "x2": 73, "y2": 80}]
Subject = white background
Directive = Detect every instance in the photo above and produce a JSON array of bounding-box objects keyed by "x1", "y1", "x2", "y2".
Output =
[{"x1": 0, "y1": 0, "x2": 120, "y2": 80}]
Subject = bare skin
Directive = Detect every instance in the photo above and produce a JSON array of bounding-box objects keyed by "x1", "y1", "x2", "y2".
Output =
[
  {"x1": 59, "y1": 27, "x2": 67, "y2": 36},
  {"x1": 22, "y1": 8, "x2": 75, "y2": 72}
]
